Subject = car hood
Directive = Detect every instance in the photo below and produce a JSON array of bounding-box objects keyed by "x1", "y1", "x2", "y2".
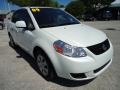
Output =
[{"x1": 42, "y1": 24, "x2": 107, "y2": 47}]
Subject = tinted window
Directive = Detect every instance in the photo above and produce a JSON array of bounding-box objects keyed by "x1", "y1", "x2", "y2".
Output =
[
  {"x1": 12, "y1": 11, "x2": 20, "y2": 23},
  {"x1": 12, "y1": 9, "x2": 35, "y2": 30},
  {"x1": 30, "y1": 8, "x2": 80, "y2": 28}
]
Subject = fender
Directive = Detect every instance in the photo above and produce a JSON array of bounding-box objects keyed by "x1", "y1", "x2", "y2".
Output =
[{"x1": 31, "y1": 34, "x2": 63, "y2": 76}]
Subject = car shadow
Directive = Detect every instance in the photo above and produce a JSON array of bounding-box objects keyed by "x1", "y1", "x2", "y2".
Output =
[
  {"x1": 10, "y1": 45, "x2": 95, "y2": 87},
  {"x1": 103, "y1": 28, "x2": 118, "y2": 31},
  {"x1": 51, "y1": 77, "x2": 94, "y2": 87}
]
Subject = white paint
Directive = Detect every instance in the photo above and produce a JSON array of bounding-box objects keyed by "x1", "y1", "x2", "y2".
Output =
[{"x1": 112, "y1": 0, "x2": 120, "y2": 4}]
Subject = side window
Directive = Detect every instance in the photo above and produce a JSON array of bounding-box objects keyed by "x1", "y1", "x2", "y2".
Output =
[
  {"x1": 12, "y1": 11, "x2": 20, "y2": 23},
  {"x1": 22, "y1": 10, "x2": 35, "y2": 30},
  {"x1": 12, "y1": 9, "x2": 35, "y2": 30}
]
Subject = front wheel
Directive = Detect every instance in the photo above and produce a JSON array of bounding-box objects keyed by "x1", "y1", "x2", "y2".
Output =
[{"x1": 36, "y1": 51, "x2": 55, "y2": 81}]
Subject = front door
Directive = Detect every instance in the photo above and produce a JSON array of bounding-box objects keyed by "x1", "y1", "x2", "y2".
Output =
[{"x1": 12, "y1": 9, "x2": 35, "y2": 52}]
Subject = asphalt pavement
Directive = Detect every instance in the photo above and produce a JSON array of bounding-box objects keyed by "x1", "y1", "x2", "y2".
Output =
[{"x1": 0, "y1": 21, "x2": 120, "y2": 90}]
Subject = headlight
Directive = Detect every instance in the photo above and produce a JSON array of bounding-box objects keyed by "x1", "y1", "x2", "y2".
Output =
[{"x1": 53, "y1": 40, "x2": 87, "y2": 57}]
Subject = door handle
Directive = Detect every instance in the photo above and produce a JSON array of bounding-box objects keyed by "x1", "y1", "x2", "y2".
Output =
[
  {"x1": 10, "y1": 28, "x2": 18, "y2": 32},
  {"x1": 14, "y1": 29, "x2": 19, "y2": 32}
]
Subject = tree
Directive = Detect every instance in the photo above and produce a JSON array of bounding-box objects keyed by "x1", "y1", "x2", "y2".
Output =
[
  {"x1": 65, "y1": 0, "x2": 86, "y2": 19},
  {"x1": 59, "y1": 5, "x2": 64, "y2": 8},
  {"x1": 81, "y1": 0, "x2": 115, "y2": 10},
  {"x1": 7, "y1": 0, "x2": 59, "y2": 7},
  {"x1": 65, "y1": 0, "x2": 115, "y2": 19}
]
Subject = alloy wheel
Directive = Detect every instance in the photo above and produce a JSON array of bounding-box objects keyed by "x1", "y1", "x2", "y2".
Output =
[{"x1": 37, "y1": 54, "x2": 49, "y2": 77}]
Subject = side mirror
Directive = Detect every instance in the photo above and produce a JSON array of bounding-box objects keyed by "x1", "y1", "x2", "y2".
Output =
[{"x1": 15, "y1": 21, "x2": 26, "y2": 28}]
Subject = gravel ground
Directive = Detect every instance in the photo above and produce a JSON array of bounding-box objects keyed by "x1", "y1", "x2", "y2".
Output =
[{"x1": 0, "y1": 21, "x2": 120, "y2": 90}]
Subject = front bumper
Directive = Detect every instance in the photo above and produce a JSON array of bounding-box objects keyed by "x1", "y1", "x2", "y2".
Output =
[{"x1": 54, "y1": 41, "x2": 113, "y2": 80}]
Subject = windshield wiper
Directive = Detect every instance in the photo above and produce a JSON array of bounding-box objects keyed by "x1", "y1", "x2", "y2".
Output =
[
  {"x1": 40, "y1": 23, "x2": 58, "y2": 28},
  {"x1": 58, "y1": 22, "x2": 79, "y2": 26},
  {"x1": 40, "y1": 22, "x2": 79, "y2": 28}
]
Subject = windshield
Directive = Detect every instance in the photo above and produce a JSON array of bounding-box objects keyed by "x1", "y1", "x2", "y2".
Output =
[{"x1": 30, "y1": 8, "x2": 80, "y2": 28}]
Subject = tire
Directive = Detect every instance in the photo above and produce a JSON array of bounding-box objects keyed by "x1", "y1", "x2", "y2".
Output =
[
  {"x1": 35, "y1": 51, "x2": 55, "y2": 81},
  {"x1": 9, "y1": 35, "x2": 17, "y2": 48},
  {"x1": 0, "y1": 25, "x2": 3, "y2": 30}
]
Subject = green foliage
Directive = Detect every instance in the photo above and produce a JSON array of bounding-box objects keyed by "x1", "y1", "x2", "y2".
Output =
[
  {"x1": 65, "y1": 0, "x2": 86, "y2": 19},
  {"x1": 65, "y1": 0, "x2": 115, "y2": 19},
  {"x1": 7, "y1": 0, "x2": 59, "y2": 7},
  {"x1": 59, "y1": 5, "x2": 64, "y2": 8},
  {"x1": 81, "y1": 0, "x2": 115, "y2": 9}
]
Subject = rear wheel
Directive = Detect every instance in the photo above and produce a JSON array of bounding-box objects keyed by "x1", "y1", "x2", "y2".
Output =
[
  {"x1": 36, "y1": 51, "x2": 55, "y2": 81},
  {"x1": 0, "y1": 24, "x2": 3, "y2": 30}
]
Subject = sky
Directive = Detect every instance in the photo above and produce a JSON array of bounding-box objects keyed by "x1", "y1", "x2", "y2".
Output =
[
  {"x1": 0, "y1": 0, "x2": 120, "y2": 10},
  {"x1": 0, "y1": 0, "x2": 20, "y2": 10},
  {"x1": 0, "y1": 0, "x2": 71, "y2": 10}
]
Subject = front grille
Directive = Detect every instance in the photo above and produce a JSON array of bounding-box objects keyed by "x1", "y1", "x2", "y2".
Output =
[
  {"x1": 87, "y1": 39, "x2": 110, "y2": 55},
  {"x1": 70, "y1": 73, "x2": 86, "y2": 79},
  {"x1": 94, "y1": 60, "x2": 111, "y2": 73}
]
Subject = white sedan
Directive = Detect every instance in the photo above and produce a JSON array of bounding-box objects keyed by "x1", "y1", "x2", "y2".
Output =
[{"x1": 7, "y1": 7, "x2": 113, "y2": 81}]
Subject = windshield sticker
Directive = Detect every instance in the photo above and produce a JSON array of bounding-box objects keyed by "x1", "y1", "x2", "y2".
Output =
[{"x1": 31, "y1": 8, "x2": 40, "y2": 12}]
